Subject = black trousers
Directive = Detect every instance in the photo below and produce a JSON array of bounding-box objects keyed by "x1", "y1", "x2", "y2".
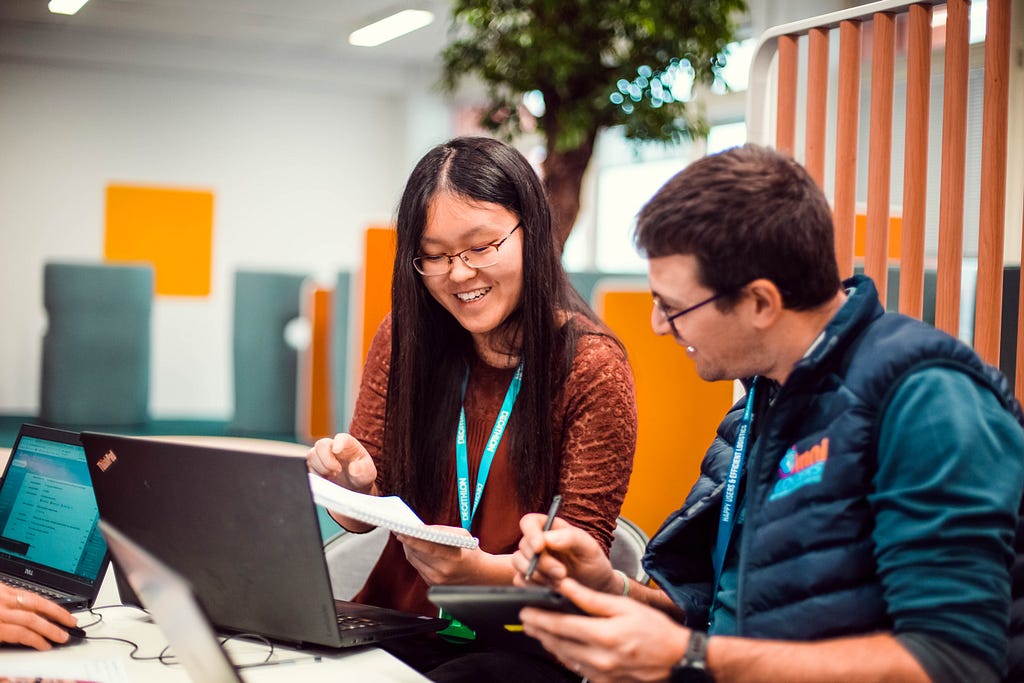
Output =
[{"x1": 381, "y1": 632, "x2": 583, "y2": 682}]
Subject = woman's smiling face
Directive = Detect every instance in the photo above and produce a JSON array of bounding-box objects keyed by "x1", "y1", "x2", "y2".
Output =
[{"x1": 419, "y1": 192, "x2": 524, "y2": 359}]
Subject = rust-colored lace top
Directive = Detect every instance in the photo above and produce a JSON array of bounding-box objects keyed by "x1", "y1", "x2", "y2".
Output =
[{"x1": 349, "y1": 314, "x2": 637, "y2": 616}]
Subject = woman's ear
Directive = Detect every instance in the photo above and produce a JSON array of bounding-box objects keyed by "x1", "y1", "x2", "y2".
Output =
[{"x1": 745, "y1": 278, "x2": 785, "y2": 330}]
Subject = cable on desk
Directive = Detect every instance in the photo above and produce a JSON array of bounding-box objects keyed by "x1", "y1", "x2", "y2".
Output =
[{"x1": 70, "y1": 604, "x2": 293, "y2": 670}]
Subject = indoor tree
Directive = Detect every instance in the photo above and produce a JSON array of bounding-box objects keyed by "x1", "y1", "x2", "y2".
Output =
[{"x1": 441, "y1": 0, "x2": 746, "y2": 250}]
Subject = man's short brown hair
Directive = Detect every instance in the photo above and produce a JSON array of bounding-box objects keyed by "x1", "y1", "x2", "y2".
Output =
[{"x1": 634, "y1": 144, "x2": 842, "y2": 311}]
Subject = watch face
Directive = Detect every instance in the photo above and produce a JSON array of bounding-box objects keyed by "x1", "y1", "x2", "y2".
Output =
[{"x1": 669, "y1": 665, "x2": 715, "y2": 683}]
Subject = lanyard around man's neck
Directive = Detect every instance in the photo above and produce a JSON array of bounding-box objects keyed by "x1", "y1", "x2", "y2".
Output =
[
  {"x1": 455, "y1": 362, "x2": 523, "y2": 531},
  {"x1": 711, "y1": 376, "x2": 758, "y2": 586}
]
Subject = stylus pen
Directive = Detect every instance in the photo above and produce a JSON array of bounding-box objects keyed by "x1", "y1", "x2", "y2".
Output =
[{"x1": 524, "y1": 494, "x2": 562, "y2": 581}]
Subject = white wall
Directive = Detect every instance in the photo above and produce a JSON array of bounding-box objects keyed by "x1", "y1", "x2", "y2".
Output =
[{"x1": 0, "y1": 41, "x2": 452, "y2": 418}]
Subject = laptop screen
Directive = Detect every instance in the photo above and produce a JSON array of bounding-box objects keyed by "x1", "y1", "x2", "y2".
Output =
[{"x1": 0, "y1": 430, "x2": 107, "y2": 582}]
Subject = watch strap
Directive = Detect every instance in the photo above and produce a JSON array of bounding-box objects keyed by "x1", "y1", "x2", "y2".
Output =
[{"x1": 680, "y1": 630, "x2": 710, "y2": 669}]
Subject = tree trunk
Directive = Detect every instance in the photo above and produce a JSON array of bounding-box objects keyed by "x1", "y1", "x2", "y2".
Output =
[{"x1": 542, "y1": 133, "x2": 596, "y2": 253}]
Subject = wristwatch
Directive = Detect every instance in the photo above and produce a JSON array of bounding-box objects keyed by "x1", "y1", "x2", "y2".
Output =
[{"x1": 669, "y1": 630, "x2": 715, "y2": 682}]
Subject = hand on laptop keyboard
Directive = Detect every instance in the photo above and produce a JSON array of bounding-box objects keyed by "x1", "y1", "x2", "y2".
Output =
[{"x1": 0, "y1": 584, "x2": 81, "y2": 650}]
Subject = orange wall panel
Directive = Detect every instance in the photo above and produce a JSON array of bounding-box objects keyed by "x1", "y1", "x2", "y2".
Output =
[
  {"x1": 853, "y1": 212, "x2": 902, "y2": 260},
  {"x1": 104, "y1": 184, "x2": 214, "y2": 296},
  {"x1": 598, "y1": 288, "x2": 734, "y2": 537},
  {"x1": 297, "y1": 284, "x2": 334, "y2": 443},
  {"x1": 360, "y1": 226, "x2": 397, "y2": 363}
]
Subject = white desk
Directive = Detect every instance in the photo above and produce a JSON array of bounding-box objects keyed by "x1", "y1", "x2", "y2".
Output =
[
  {"x1": 0, "y1": 441, "x2": 429, "y2": 682},
  {"x1": 0, "y1": 566, "x2": 429, "y2": 681}
]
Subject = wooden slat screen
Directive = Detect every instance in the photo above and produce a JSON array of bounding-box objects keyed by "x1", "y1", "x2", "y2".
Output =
[
  {"x1": 935, "y1": 0, "x2": 971, "y2": 336},
  {"x1": 833, "y1": 20, "x2": 862, "y2": 281},
  {"x1": 898, "y1": 3, "x2": 932, "y2": 320},
  {"x1": 974, "y1": 0, "x2": 1012, "y2": 363},
  {"x1": 745, "y1": 0, "x2": 1020, "y2": 401},
  {"x1": 864, "y1": 12, "x2": 897, "y2": 304}
]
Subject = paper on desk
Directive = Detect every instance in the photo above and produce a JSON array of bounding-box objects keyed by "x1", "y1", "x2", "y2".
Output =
[
  {"x1": 0, "y1": 657, "x2": 129, "y2": 682},
  {"x1": 308, "y1": 474, "x2": 479, "y2": 549}
]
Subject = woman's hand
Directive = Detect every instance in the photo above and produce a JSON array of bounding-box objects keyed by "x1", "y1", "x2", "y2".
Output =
[
  {"x1": 306, "y1": 433, "x2": 378, "y2": 494},
  {"x1": 0, "y1": 587, "x2": 79, "y2": 650},
  {"x1": 395, "y1": 528, "x2": 512, "y2": 586}
]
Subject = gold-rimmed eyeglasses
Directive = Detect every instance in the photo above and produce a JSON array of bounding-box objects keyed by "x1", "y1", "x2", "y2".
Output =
[{"x1": 413, "y1": 223, "x2": 522, "y2": 276}]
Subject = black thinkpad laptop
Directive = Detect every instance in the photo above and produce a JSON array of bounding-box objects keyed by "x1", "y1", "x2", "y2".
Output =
[
  {"x1": 0, "y1": 424, "x2": 109, "y2": 609},
  {"x1": 81, "y1": 432, "x2": 445, "y2": 648}
]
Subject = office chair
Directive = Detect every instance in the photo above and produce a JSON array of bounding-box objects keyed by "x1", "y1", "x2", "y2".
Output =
[
  {"x1": 323, "y1": 525, "x2": 389, "y2": 600},
  {"x1": 40, "y1": 261, "x2": 153, "y2": 425},
  {"x1": 609, "y1": 515, "x2": 650, "y2": 583},
  {"x1": 230, "y1": 270, "x2": 307, "y2": 437}
]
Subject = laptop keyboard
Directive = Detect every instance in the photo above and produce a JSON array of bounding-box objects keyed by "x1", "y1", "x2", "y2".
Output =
[
  {"x1": 0, "y1": 575, "x2": 69, "y2": 601},
  {"x1": 337, "y1": 613, "x2": 384, "y2": 631}
]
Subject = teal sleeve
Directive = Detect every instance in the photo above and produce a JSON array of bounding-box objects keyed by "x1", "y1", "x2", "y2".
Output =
[{"x1": 871, "y1": 366, "x2": 1024, "y2": 675}]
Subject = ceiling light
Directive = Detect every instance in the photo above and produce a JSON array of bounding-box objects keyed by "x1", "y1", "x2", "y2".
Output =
[
  {"x1": 48, "y1": 0, "x2": 90, "y2": 15},
  {"x1": 349, "y1": 10, "x2": 434, "y2": 47}
]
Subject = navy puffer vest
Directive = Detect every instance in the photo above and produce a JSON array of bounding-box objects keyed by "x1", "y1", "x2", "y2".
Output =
[{"x1": 644, "y1": 276, "x2": 1024, "y2": 676}]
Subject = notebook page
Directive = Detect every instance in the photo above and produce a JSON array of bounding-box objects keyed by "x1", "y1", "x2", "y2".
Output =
[{"x1": 308, "y1": 474, "x2": 479, "y2": 549}]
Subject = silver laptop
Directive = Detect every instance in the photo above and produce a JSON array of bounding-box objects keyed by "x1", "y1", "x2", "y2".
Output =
[
  {"x1": 99, "y1": 520, "x2": 243, "y2": 683},
  {"x1": 0, "y1": 424, "x2": 109, "y2": 609}
]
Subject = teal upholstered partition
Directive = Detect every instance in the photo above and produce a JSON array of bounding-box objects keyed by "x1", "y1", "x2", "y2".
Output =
[
  {"x1": 568, "y1": 271, "x2": 608, "y2": 308},
  {"x1": 230, "y1": 270, "x2": 307, "y2": 436},
  {"x1": 332, "y1": 271, "x2": 352, "y2": 432},
  {"x1": 40, "y1": 262, "x2": 154, "y2": 425}
]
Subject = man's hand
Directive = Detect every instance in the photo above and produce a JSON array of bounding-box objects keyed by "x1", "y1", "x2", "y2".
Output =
[
  {"x1": 512, "y1": 513, "x2": 620, "y2": 594},
  {"x1": 520, "y1": 578, "x2": 689, "y2": 682}
]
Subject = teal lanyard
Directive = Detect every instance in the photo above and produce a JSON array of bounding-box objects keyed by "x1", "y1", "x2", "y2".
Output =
[
  {"x1": 455, "y1": 362, "x2": 523, "y2": 531},
  {"x1": 711, "y1": 376, "x2": 757, "y2": 586}
]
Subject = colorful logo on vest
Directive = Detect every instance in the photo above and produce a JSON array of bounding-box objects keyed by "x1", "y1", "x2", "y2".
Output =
[{"x1": 769, "y1": 438, "x2": 829, "y2": 501}]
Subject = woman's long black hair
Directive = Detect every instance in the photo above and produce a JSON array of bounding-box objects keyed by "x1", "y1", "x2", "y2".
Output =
[{"x1": 384, "y1": 136, "x2": 602, "y2": 518}]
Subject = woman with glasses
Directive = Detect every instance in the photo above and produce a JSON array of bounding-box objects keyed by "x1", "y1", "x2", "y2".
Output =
[{"x1": 307, "y1": 136, "x2": 636, "y2": 680}]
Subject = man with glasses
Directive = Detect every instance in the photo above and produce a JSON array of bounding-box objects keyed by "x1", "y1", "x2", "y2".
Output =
[{"x1": 514, "y1": 144, "x2": 1024, "y2": 683}]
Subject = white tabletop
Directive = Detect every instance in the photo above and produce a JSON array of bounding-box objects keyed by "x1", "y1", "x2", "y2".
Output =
[
  {"x1": 0, "y1": 440, "x2": 429, "y2": 683},
  {"x1": 0, "y1": 570, "x2": 429, "y2": 681}
]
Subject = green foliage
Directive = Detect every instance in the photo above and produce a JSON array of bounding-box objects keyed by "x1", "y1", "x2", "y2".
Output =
[{"x1": 441, "y1": 0, "x2": 746, "y2": 153}]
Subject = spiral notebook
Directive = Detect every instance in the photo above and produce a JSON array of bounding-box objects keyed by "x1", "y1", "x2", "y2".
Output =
[{"x1": 308, "y1": 474, "x2": 479, "y2": 549}]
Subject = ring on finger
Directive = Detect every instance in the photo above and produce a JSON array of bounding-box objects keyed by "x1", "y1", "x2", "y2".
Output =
[{"x1": 15, "y1": 592, "x2": 24, "y2": 607}]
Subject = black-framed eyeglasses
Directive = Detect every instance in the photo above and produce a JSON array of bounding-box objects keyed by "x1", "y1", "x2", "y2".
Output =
[
  {"x1": 412, "y1": 223, "x2": 522, "y2": 276},
  {"x1": 654, "y1": 291, "x2": 726, "y2": 340}
]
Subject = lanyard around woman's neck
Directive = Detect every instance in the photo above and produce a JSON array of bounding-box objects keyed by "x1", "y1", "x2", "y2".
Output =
[
  {"x1": 711, "y1": 376, "x2": 758, "y2": 586},
  {"x1": 455, "y1": 362, "x2": 524, "y2": 531}
]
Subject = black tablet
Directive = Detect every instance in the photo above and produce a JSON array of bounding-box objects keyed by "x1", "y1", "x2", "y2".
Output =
[{"x1": 427, "y1": 585, "x2": 584, "y2": 648}]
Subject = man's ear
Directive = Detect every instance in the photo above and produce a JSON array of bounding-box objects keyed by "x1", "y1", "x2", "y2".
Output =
[{"x1": 745, "y1": 279, "x2": 785, "y2": 330}]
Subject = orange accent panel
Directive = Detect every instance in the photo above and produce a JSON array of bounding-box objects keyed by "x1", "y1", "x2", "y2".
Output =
[
  {"x1": 104, "y1": 185, "x2": 214, "y2": 296},
  {"x1": 360, "y1": 227, "x2": 397, "y2": 363},
  {"x1": 597, "y1": 289, "x2": 733, "y2": 538},
  {"x1": 306, "y1": 286, "x2": 334, "y2": 441},
  {"x1": 853, "y1": 213, "x2": 901, "y2": 261}
]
